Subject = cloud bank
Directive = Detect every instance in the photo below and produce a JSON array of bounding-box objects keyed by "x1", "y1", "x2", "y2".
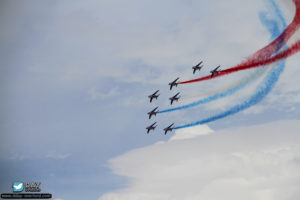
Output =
[{"x1": 99, "y1": 120, "x2": 300, "y2": 200}]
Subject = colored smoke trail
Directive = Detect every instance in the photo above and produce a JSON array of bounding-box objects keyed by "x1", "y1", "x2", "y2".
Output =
[
  {"x1": 175, "y1": 0, "x2": 286, "y2": 130},
  {"x1": 159, "y1": 67, "x2": 270, "y2": 113},
  {"x1": 187, "y1": 0, "x2": 287, "y2": 100},
  {"x1": 179, "y1": 39, "x2": 300, "y2": 84},
  {"x1": 179, "y1": 0, "x2": 300, "y2": 85},
  {"x1": 159, "y1": 2, "x2": 284, "y2": 114},
  {"x1": 174, "y1": 63, "x2": 285, "y2": 129},
  {"x1": 186, "y1": 67, "x2": 269, "y2": 100},
  {"x1": 248, "y1": 0, "x2": 299, "y2": 60}
]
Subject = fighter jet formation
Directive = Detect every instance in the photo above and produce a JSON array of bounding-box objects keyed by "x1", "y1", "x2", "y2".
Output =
[
  {"x1": 148, "y1": 106, "x2": 159, "y2": 119},
  {"x1": 163, "y1": 123, "x2": 174, "y2": 135},
  {"x1": 146, "y1": 122, "x2": 157, "y2": 134},
  {"x1": 146, "y1": 60, "x2": 220, "y2": 134},
  {"x1": 210, "y1": 65, "x2": 221, "y2": 78},
  {"x1": 148, "y1": 90, "x2": 160, "y2": 103},
  {"x1": 169, "y1": 92, "x2": 180, "y2": 105},
  {"x1": 192, "y1": 61, "x2": 203, "y2": 74},
  {"x1": 169, "y1": 78, "x2": 179, "y2": 90}
]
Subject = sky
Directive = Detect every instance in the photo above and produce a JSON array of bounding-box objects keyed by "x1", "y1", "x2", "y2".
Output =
[{"x1": 0, "y1": 0, "x2": 300, "y2": 200}]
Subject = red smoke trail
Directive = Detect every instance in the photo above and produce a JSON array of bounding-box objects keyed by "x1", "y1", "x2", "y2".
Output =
[
  {"x1": 248, "y1": 0, "x2": 300, "y2": 60},
  {"x1": 179, "y1": 0, "x2": 300, "y2": 85},
  {"x1": 243, "y1": 39, "x2": 300, "y2": 69},
  {"x1": 180, "y1": 39, "x2": 300, "y2": 84}
]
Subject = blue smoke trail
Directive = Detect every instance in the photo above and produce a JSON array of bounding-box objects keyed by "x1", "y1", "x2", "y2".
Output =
[
  {"x1": 175, "y1": 0, "x2": 286, "y2": 130},
  {"x1": 159, "y1": 0, "x2": 285, "y2": 115},
  {"x1": 267, "y1": 0, "x2": 286, "y2": 31},
  {"x1": 159, "y1": 78, "x2": 257, "y2": 113},
  {"x1": 175, "y1": 64, "x2": 284, "y2": 129}
]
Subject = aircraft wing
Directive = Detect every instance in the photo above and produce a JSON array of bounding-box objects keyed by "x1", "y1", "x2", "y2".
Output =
[
  {"x1": 171, "y1": 77, "x2": 179, "y2": 84},
  {"x1": 196, "y1": 61, "x2": 202, "y2": 66},
  {"x1": 167, "y1": 123, "x2": 174, "y2": 129}
]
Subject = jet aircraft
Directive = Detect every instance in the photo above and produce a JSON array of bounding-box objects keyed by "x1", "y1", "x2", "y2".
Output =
[
  {"x1": 169, "y1": 78, "x2": 179, "y2": 90},
  {"x1": 148, "y1": 90, "x2": 160, "y2": 103},
  {"x1": 169, "y1": 92, "x2": 180, "y2": 105},
  {"x1": 164, "y1": 123, "x2": 174, "y2": 135},
  {"x1": 147, "y1": 107, "x2": 159, "y2": 119},
  {"x1": 210, "y1": 65, "x2": 221, "y2": 78},
  {"x1": 192, "y1": 61, "x2": 203, "y2": 74},
  {"x1": 146, "y1": 122, "x2": 157, "y2": 134}
]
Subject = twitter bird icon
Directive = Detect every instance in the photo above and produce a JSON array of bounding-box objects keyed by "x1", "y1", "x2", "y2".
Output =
[{"x1": 12, "y1": 182, "x2": 24, "y2": 192}]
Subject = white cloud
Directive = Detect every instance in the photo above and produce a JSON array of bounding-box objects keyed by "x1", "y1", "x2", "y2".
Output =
[
  {"x1": 88, "y1": 87, "x2": 120, "y2": 100},
  {"x1": 99, "y1": 120, "x2": 300, "y2": 200},
  {"x1": 242, "y1": 104, "x2": 265, "y2": 114},
  {"x1": 19, "y1": 0, "x2": 269, "y2": 87},
  {"x1": 170, "y1": 124, "x2": 213, "y2": 141},
  {"x1": 45, "y1": 153, "x2": 70, "y2": 160},
  {"x1": 9, "y1": 153, "x2": 27, "y2": 161}
]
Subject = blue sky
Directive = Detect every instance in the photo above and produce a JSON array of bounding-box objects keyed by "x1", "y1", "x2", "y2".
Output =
[{"x1": 1, "y1": 0, "x2": 300, "y2": 200}]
